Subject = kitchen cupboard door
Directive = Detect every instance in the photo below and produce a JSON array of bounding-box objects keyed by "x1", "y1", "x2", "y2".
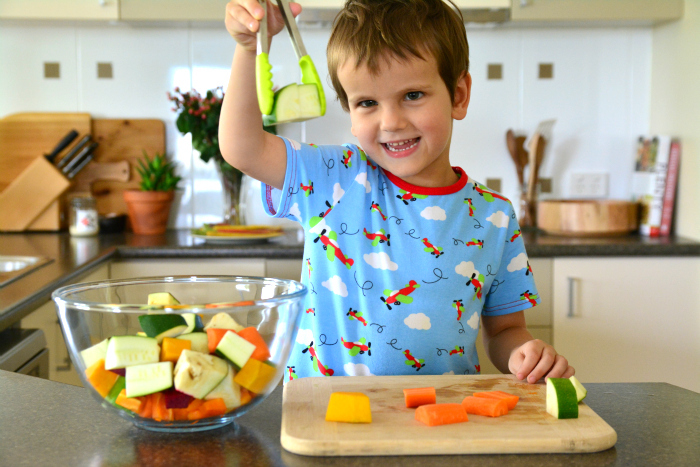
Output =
[
  {"x1": 552, "y1": 257, "x2": 700, "y2": 392},
  {"x1": 119, "y1": 0, "x2": 228, "y2": 21},
  {"x1": 0, "y1": 0, "x2": 119, "y2": 20},
  {"x1": 20, "y1": 263, "x2": 110, "y2": 387},
  {"x1": 511, "y1": 0, "x2": 682, "y2": 25},
  {"x1": 109, "y1": 258, "x2": 265, "y2": 279}
]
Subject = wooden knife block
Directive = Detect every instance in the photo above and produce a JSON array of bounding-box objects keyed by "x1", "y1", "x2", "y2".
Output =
[{"x1": 0, "y1": 156, "x2": 71, "y2": 231}]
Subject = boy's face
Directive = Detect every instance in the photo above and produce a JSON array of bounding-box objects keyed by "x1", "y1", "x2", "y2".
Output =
[{"x1": 338, "y1": 53, "x2": 471, "y2": 188}]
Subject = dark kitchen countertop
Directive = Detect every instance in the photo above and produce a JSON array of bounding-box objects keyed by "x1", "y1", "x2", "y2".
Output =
[
  {"x1": 1, "y1": 229, "x2": 699, "y2": 332},
  {"x1": 1, "y1": 369, "x2": 698, "y2": 466}
]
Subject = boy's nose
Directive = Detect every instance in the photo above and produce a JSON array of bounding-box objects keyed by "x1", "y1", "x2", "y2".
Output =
[{"x1": 380, "y1": 106, "x2": 407, "y2": 133}]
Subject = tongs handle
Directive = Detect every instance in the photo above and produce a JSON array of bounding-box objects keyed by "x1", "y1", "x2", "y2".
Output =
[{"x1": 256, "y1": 0, "x2": 274, "y2": 115}]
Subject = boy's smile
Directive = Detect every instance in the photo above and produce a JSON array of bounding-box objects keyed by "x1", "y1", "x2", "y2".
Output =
[{"x1": 338, "y1": 53, "x2": 471, "y2": 188}]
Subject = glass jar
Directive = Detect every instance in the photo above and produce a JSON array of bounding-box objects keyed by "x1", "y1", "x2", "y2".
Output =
[{"x1": 69, "y1": 196, "x2": 99, "y2": 236}]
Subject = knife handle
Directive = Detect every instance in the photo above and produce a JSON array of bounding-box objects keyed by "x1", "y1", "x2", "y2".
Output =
[
  {"x1": 67, "y1": 152, "x2": 95, "y2": 179},
  {"x1": 62, "y1": 142, "x2": 97, "y2": 175},
  {"x1": 56, "y1": 135, "x2": 92, "y2": 170},
  {"x1": 45, "y1": 129, "x2": 79, "y2": 163}
]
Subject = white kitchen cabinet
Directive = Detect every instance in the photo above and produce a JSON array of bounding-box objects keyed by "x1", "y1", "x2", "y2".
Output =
[
  {"x1": 552, "y1": 257, "x2": 700, "y2": 392},
  {"x1": 109, "y1": 258, "x2": 266, "y2": 279},
  {"x1": 119, "y1": 0, "x2": 228, "y2": 22},
  {"x1": 510, "y1": 0, "x2": 683, "y2": 25},
  {"x1": 476, "y1": 258, "x2": 552, "y2": 375},
  {"x1": 0, "y1": 0, "x2": 119, "y2": 20},
  {"x1": 20, "y1": 263, "x2": 110, "y2": 387}
]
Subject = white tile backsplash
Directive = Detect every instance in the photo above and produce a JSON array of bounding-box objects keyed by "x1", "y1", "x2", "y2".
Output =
[{"x1": 0, "y1": 22, "x2": 651, "y2": 227}]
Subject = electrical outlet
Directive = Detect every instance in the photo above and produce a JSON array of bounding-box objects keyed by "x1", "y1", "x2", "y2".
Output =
[{"x1": 570, "y1": 173, "x2": 608, "y2": 198}]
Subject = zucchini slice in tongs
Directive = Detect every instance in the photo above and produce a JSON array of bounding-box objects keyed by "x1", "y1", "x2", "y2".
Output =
[{"x1": 256, "y1": 0, "x2": 326, "y2": 125}]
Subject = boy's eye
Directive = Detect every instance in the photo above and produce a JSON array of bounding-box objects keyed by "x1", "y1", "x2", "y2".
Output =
[
  {"x1": 357, "y1": 100, "x2": 377, "y2": 108},
  {"x1": 405, "y1": 91, "x2": 423, "y2": 101}
]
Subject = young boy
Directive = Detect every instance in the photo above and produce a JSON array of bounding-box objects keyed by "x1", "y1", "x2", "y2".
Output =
[{"x1": 220, "y1": 0, "x2": 574, "y2": 383}]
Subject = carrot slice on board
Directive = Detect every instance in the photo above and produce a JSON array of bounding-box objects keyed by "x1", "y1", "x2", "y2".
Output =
[
  {"x1": 473, "y1": 390, "x2": 519, "y2": 410},
  {"x1": 415, "y1": 403, "x2": 468, "y2": 427},
  {"x1": 403, "y1": 387, "x2": 436, "y2": 408},
  {"x1": 461, "y1": 396, "x2": 509, "y2": 417}
]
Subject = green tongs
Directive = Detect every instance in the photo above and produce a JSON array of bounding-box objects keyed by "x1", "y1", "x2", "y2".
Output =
[{"x1": 256, "y1": 0, "x2": 326, "y2": 118}]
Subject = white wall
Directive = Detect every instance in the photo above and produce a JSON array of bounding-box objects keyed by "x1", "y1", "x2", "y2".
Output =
[
  {"x1": 0, "y1": 21, "x2": 652, "y2": 229},
  {"x1": 651, "y1": 1, "x2": 700, "y2": 241}
]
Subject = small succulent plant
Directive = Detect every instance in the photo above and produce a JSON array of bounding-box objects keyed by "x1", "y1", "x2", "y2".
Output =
[{"x1": 136, "y1": 151, "x2": 181, "y2": 192}]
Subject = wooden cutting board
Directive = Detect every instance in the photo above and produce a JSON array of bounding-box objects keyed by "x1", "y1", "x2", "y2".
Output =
[
  {"x1": 0, "y1": 112, "x2": 92, "y2": 191},
  {"x1": 78, "y1": 118, "x2": 165, "y2": 215},
  {"x1": 281, "y1": 375, "x2": 617, "y2": 456}
]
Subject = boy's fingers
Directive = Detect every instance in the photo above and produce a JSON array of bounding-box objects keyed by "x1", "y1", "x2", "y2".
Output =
[
  {"x1": 227, "y1": 3, "x2": 259, "y2": 33},
  {"x1": 544, "y1": 355, "x2": 570, "y2": 379},
  {"x1": 515, "y1": 346, "x2": 542, "y2": 381},
  {"x1": 525, "y1": 347, "x2": 556, "y2": 383}
]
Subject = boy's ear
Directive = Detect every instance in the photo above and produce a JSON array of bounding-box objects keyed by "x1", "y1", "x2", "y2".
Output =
[{"x1": 451, "y1": 72, "x2": 471, "y2": 121}]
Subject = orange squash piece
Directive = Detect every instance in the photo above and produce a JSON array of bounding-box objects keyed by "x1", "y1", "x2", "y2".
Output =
[
  {"x1": 233, "y1": 358, "x2": 276, "y2": 394},
  {"x1": 415, "y1": 403, "x2": 468, "y2": 427},
  {"x1": 461, "y1": 396, "x2": 508, "y2": 417},
  {"x1": 85, "y1": 358, "x2": 120, "y2": 398},
  {"x1": 473, "y1": 390, "x2": 519, "y2": 410},
  {"x1": 160, "y1": 337, "x2": 191, "y2": 362},
  {"x1": 403, "y1": 387, "x2": 436, "y2": 408},
  {"x1": 237, "y1": 327, "x2": 271, "y2": 361}
]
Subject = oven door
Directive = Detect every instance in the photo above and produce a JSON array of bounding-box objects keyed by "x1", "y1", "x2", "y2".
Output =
[{"x1": 0, "y1": 328, "x2": 49, "y2": 379}]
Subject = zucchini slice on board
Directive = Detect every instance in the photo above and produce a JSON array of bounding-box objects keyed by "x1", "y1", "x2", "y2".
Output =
[
  {"x1": 570, "y1": 375, "x2": 588, "y2": 402},
  {"x1": 546, "y1": 378, "x2": 579, "y2": 419},
  {"x1": 138, "y1": 314, "x2": 188, "y2": 343}
]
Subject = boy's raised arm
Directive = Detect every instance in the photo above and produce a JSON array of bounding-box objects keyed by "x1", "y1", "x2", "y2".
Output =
[{"x1": 219, "y1": 1, "x2": 302, "y2": 190}]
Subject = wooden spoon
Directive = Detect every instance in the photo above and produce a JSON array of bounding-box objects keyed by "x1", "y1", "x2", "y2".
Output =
[{"x1": 506, "y1": 129, "x2": 524, "y2": 186}]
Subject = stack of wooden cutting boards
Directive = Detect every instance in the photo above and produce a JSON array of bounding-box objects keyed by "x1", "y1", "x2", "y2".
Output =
[{"x1": 0, "y1": 112, "x2": 165, "y2": 231}]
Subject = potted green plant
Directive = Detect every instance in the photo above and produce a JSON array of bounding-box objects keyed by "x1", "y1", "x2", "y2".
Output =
[{"x1": 123, "y1": 151, "x2": 181, "y2": 235}]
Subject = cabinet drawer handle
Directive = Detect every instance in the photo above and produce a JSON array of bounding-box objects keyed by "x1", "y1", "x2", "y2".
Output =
[{"x1": 567, "y1": 277, "x2": 579, "y2": 318}]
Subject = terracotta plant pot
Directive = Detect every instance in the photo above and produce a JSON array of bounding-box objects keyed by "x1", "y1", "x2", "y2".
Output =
[{"x1": 123, "y1": 190, "x2": 175, "y2": 235}]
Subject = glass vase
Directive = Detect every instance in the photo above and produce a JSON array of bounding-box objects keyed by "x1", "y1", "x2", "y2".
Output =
[{"x1": 215, "y1": 159, "x2": 244, "y2": 225}]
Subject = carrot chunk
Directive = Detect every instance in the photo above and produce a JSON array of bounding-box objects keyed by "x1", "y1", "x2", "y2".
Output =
[
  {"x1": 415, "y1": 403, "x2": 468, "y2": 427},
  {"x1": 461, "y1": 396, "x2": 509, "y2": 417},
  {"x1": 237, "y1": 327, "x2": 271, "y2": 361},
  {"x1": 473, "y1": 390, "x2": 519, "y2": 410},
  {"x1": 403, "y1": 387, "x2": 437, "y2": 408}
]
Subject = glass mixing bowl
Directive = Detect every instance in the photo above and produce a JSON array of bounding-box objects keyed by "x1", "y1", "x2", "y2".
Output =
[{"x1": 52, "y1": 275, "x2": 306, "y2": 432}]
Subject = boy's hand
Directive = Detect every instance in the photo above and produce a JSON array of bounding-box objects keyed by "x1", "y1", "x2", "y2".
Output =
[
  {"x1": 225, "y1": 0, "x2": 302, "y2": 52},
  {"x1": 509, "y1": 339, "x2": 574, "y2": 384}
]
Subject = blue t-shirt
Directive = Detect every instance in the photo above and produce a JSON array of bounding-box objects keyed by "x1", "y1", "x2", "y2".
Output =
[{"x1": 262, "y1": 137, "x2": 539, "y2": 382}]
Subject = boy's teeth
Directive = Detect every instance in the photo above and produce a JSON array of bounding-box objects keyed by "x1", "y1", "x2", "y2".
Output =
[{"x1": 384, "y1": 138, "x2": 419, "y2": 152}]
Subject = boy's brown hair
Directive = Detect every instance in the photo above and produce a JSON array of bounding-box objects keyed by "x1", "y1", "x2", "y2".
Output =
[{"x1": 327, "y1": 0, "x2": 469, "y2": 112}]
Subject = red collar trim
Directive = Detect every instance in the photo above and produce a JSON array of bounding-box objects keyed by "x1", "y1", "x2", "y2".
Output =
[{"x1": 383, "y1": 167, "x2": 468, "y2": 195}]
